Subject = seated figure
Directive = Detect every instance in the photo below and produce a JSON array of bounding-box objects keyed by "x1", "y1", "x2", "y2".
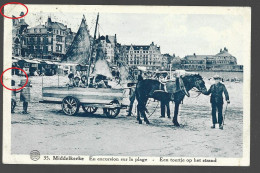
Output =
[
  {"x1": 73, "y1": 77, "x2": 80, "y2": 87},
  {"x1": 79, "y1": 75, "x2": 88, "y2": 88},
  {"x1": 66, "y1": 73, "x2": 74, "y2": 87}
]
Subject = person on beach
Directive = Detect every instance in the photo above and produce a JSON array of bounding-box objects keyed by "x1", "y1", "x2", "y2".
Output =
[
  {"x1": 73, "y1": 77, "x2": 80, "y2": 87},
  {"x1": 204, "y1": 75, "x2": 230, "y2": 130},
  {"x1": 19, "y1": 77, "x2": 31, "y2": 114},
  {"x1": 137, "y1": 70, "x2": 143, "y2": 82},
  {"x1": 158, "y1": 74, "x2": 171, "y2": 118},
  {"x1": 160, "y1": 98, "x2": 171, "y2": 118},
  {"x1": 11, "y1": 80, "x2": 19, "y2": 113},
  {"x1": 66, "y1": 73, "x2": 74, "y2": 87},
  {"x1": 127, "y1": 82, "x2": 136, "y2": 116},
  {"x1": 79, "y1": 75, "x2": 88, "y2": 88}
]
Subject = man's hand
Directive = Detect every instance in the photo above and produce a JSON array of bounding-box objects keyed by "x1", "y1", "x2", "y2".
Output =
[{"x1": 227, "y1": 100, "x2": 230, "y2": 104}]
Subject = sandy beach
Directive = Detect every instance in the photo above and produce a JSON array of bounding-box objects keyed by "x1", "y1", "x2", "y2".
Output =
[{"x1": 11, "y1": 75, "x2": 243, "y2": 157}]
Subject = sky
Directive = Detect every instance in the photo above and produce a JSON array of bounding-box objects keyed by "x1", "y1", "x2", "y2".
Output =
[{"x1": 20, "y1": 11, "x2": 249, "y2": 65}]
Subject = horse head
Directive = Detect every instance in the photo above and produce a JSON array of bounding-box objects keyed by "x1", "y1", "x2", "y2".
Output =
[{"x1": 182, "y1": 74, "x2": 207, "y2": 96}]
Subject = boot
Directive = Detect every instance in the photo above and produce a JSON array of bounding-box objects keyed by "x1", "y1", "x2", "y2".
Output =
[
  {"x1": 219, "y1": 124, "x2": 223, "y2": 130},
  {"x1": 211, "y1": 124, "x2": 215, "y2": 129}
]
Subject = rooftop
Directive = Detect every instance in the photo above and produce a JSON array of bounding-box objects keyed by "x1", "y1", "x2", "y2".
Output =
[
  {"x1": 125, "y1": 44, "x2": 160, "y2": 51},
  {"x1": 183, "y1": 55, "x2": 212, "y2": 61}
]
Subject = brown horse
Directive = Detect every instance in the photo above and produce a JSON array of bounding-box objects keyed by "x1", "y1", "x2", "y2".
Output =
[{"x1": 135, "y1": 74, "x2": 207, "y2": 126}]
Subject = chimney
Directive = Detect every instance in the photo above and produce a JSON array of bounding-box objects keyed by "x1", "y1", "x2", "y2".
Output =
[
  {"x1": 20, "y1": 12, "x2": 24, "y2": 16},
  {"x1": 47, "y1": 17, "x2": 52, "y2": 24},
  {"x1": 193, "y1": 53, "x2": 196, "y2": 57},
  {"x1": 106, "y1": 35, "x2": 109, "y2": 42}
]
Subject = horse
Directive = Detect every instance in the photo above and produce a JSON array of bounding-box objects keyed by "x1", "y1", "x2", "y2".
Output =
[{"x1": 135, "y1": 74, "x2": 207, "y2": 126}]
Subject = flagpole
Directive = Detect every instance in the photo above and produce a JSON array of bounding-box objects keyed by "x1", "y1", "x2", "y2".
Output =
[{"x1": 86, "y1": 13, "x2": 99, "y2": 85}]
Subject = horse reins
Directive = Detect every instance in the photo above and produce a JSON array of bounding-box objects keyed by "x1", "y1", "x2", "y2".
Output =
[
  {"x1": 147, "y1": 100, "x2": 160, "y2": 118},
  {"x1": 189, "y1": 88, "x2": 202, "y2": 98}
]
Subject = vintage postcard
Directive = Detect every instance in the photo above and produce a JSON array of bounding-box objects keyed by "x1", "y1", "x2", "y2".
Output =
[{"x1": 1, "y1": 4, "x2": 250, "y2": 165}]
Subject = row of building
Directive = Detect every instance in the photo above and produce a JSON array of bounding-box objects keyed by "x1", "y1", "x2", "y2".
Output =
[
  {"x1": 12, "y1": 12, "x2": 76, "y2": 61},
  {"x1": 12, "y1": 13, "x2": 243, "y2": 72}
]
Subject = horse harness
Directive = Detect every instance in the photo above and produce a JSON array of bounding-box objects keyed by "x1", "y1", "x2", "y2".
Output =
[{"x1": 158, "y1": 77, "x2": 190, "y2": 97}]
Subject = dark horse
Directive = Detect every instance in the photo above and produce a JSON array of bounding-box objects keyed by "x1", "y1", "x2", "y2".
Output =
[{"x1": 135, "y1": 74, "x2": 207, "y2": 126}]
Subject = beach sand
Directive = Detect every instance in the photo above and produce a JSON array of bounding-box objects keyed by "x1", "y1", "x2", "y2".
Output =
[{"x1": 10, "y1": 75, "x2": 243, "y2": 157}]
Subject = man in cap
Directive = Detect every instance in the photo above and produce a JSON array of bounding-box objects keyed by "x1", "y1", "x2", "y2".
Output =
[{"x1": 204, "y1": 75, "x2": 230, "y2": 130}]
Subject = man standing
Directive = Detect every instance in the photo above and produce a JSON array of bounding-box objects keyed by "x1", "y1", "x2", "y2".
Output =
[
  {"x1": 19, "y1": 77, "x2": 32, "y2": 114},
  {"x1": 137, "y1": 70, "x2": 143, "y2": 82},
  {"x1": 160, "y1": 98, "x2": 171, "y2": 118},
  {"x1": 158, "y1": 74, "x2": 171, "y2": 118},
  {"x1": 127, "y1": 82, "x2": 136, "y2": 116},
  {"x1": 204, "y1": 75, "x2": 230, "y2": 130}
]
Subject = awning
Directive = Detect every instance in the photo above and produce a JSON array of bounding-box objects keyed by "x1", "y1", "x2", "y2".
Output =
[
  {"x1": 45, "y1": 61, "x2": 54, "y2": 64},
  {"x1": 137, "y1": 66, "x2": 147, "y2": 71},
  {"x1": 25, "y1": 59, "x2": 40, "y2": 64}
]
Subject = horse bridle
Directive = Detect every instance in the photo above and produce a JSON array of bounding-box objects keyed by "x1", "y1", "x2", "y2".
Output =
[
  {"x1": 180, "y1": 78, "x2": 204, "y2": 98},
  {"x1": 190, "y1": 80, "x2": 205, "y2": 97},
  {"x1": 180, "y1": 84, "x2": 190, "y2": 97},
  {"x1": 178, "y1": 77, "x2": 190, "y2": 97}
]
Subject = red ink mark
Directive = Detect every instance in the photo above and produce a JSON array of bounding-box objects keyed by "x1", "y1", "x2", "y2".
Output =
[
  {"x1": 0, "y1": 2, "x2": 28, "y2": 19},
  {"x1": 1, "y1": 67, "x2": 28, "y2": 91}
]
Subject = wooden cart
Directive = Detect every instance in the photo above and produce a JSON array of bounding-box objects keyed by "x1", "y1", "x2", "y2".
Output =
[{"x1": 40, "y1": 86, "x2": 127, "y2": 118}]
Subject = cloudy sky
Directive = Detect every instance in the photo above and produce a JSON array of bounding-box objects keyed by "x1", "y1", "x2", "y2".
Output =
[{"x1": 21, "y1": 11, "x2": 249, "y2": 65}]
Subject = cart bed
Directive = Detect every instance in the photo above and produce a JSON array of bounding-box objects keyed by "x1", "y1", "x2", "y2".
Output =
[{"x1": 42, "y1": 87, "x2": 125, "y2": 104}]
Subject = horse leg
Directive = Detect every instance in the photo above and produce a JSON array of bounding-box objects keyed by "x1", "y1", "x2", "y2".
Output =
[
  {"x1": 136, "y1": 103, "x2": 142, "y2": 124},
  {"x1": 173, "y1": 102, "x2": 180, "y2": 126},
  {"x1": 142, "y1": 99, "x2": 150, "y2": 124}
]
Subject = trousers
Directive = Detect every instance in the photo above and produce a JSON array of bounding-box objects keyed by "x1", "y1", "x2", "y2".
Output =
[
  {"x1": 211, "y1": 103, "x2": 223, "y2": 125},
  {"x1": 161, "y1": 101, "x2": 170, "y2": 117}
]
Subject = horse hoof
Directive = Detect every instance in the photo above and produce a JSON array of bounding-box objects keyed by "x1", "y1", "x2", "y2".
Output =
[
  {"x1": 145, "y1": 121, "x2": 150, "y2": 124},
  {"x1": 174, "y1": 123, "x2": 180, "y2": 127},
  {"x1": 173, "y1": 121, "x2": 180, "y2": 126}
]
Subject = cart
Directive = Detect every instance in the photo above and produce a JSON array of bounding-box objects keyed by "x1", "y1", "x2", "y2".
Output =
[{"x1": 40, "y1": 86, "x2": 127, "y2": 118}]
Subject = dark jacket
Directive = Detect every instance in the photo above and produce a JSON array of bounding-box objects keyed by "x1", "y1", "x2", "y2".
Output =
[
  {"x1": 204, "y1": 82, "x2": 229, "y2": 104},
  {"x1": 137, "y1": 74, "x2": 143, "y2": 82}
]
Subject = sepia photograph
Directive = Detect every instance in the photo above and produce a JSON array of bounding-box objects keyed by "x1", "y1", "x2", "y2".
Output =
[{"x1": 1, "y1": 5, "x2": 251, "y2": 165}]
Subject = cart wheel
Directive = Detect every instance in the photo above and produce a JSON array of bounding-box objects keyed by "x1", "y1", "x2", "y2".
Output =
[
  {"x1": 103, "y1": 100, "x2": 120, "y2": 118},
  {"x1": 62, "y1": 96, "x2": 80, "y2": 116},
  {"x1": 82, "y1": 106, "x2": 98, "y2": 115}
]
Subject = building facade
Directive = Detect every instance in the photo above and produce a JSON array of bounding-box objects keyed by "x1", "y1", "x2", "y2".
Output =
[
  {"x1": 97, "y1": 35, "x2": 117, "y2": 64},
  {"x1": 181, "y1": 53, "x2": 208, "y2": 71},
  {"x1": 12, "y1": 12, "x2": 29, "y2": 57},
  {"x1": 181, "y1": 48, "x2": 243, "y2": 71},
  {"x1": 13, "y1": 16, "x2": 75, "y2": 61},
  {"x1": 24, "y1": 17, "x2": 68, "y2": 61},
  {"x1": 124, "y1": 42, "x2": 163, "y2": 70}
]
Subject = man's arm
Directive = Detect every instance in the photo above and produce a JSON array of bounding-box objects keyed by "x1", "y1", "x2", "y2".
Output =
[
  {"x1": 203, "y1": 85, "x2": 212, "y2": 95},
  {"x1": 223, "y1": 84, "x2": 230, "y2": 103}
]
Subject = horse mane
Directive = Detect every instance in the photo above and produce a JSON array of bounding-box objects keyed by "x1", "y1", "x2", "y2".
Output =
[{"x1": 182, "y1": 73, "x2": 202, "y2": 79}]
